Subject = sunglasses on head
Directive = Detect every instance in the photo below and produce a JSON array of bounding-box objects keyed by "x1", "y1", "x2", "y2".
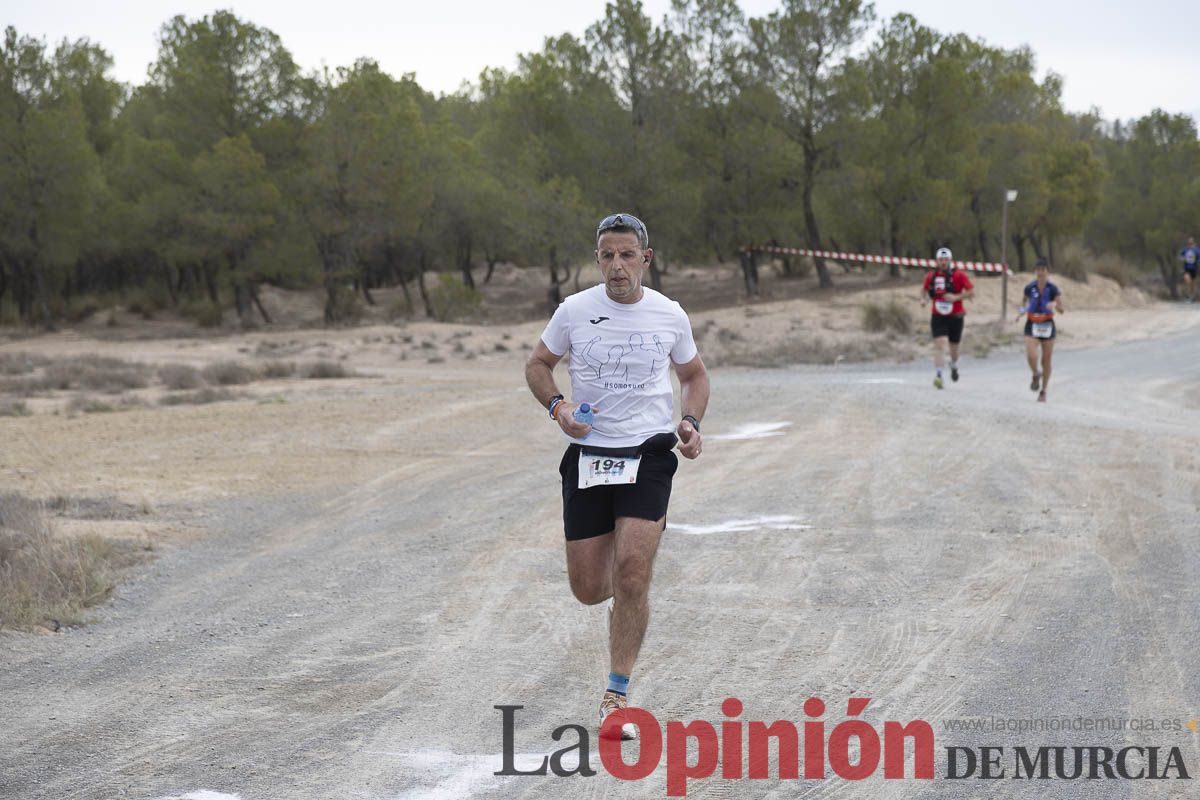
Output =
[{"x1": 596, "y1": 213, "x2": 648, "y2": 243}]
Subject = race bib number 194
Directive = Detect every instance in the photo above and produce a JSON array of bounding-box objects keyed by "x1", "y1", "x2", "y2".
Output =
[{"x1": 578, "y1": 452, "x2": 641, "y2": 488}]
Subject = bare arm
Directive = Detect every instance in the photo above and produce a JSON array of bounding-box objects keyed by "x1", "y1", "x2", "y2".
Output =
[
  {"x1": 673, "y1": 354, "x2": 709, "y2": 460},
  {"x1": 524, "y1": 340, "x2": 591, "y2": 438}
]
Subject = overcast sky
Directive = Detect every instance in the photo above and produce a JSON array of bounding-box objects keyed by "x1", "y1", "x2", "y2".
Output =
[{"x1": 6, "y1": 1, "x2": 1197, "y2": 122}]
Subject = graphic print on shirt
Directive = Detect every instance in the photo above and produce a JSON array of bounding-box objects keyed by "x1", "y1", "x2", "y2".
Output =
[{"x1": 580, "y1": 332, "x2": 669, "y2": 388}]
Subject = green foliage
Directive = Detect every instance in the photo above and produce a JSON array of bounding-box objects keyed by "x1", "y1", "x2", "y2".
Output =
[
  {"x1": 429, "y1": 274, "x2": 482, "y2": 321},
  {"x1": 861, "y1": 298, "x2": 912, "y2": 333},
  {"x1": 0, "y1": 7, "x2": 1195, "y2": 327}
]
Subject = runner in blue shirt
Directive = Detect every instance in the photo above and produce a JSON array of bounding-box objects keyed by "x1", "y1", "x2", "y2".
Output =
[
  {"x1": 1014, "y1": 256, "x2": 1064, "y2": 402},
  {"x1": 1179, "y1": 237, "x2": 1199, "y2": 303}
]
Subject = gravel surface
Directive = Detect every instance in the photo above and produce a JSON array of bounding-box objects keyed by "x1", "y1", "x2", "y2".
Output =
[{"x1": 3, "y1": 317, "x2": 1199, "y2": 799}]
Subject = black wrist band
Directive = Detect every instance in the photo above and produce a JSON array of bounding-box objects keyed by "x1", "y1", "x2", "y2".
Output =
[
  {"x1": 682, "y1": 414, "x2": 700, "y2": 431},
  {"x1": 548, "y1": 394, "x2": 564, "y2": 418}
]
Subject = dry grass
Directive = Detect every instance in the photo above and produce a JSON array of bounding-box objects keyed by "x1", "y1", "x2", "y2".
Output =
[
  {"x1": 303, "y1": 360, "x2": 356, "y2": 379},
  {"x1": 0, "y1": 398, "x2": 31, "y2": 417},
  {"x1": 861, "y1": 298, "x2": 913, "y2": 334},
  {"x1": 66, "y1": 396, "x2": 146, "y2": 415},
  {"x1": 201, "y1": 361, "x2": 258, "y2": 386},
  {"x1": 0, "y1": 493, "x2": 141, "y2": 631},
  {"x1": 158, "y1": 388, "x2": 241, "y2": 406},
  {"x1": 717, "y1": 334, "x2": 902, "y2": 367},
  {"x1": 1, "y1": 356, "x2": 151, "y2": 396},
  {"x1": 158, "y1": 364, "x2": 204, "y2": 390},
  {"x1": 0, "y1": 352, "x2": 50, "y2": 375},
  {"x1": 261, "y1": 360, "x2": 296, "y2": 379}
]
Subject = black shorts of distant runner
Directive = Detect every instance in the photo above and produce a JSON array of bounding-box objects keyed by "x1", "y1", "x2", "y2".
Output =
[
  {"x1": 1024, "y1": 318, "x2": 1057, "y2": 340},
  {"x1": 930, "y1": 314, "x2": 965, "y2": 343}
]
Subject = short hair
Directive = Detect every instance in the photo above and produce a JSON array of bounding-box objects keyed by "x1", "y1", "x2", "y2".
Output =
[{"x1": 596, "y1": 213, "x2": 649, "y2": 249}]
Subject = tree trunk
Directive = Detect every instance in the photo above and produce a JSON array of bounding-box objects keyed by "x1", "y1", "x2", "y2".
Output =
[
  {"x1": 416, "y1": 253, "x2": 435, "y2": 318},
  {"x1": 546, "y1": 246, "x2": 569, "y2": 307},
  {"x1": 1029, "y1": 233, "x2": 1044, "y2": 260},
  {"x1": 28, "y1": 223, "x2": 54, "y2": 330},
  {"x1": 250, "y1": 283, "x2": 271, "y2": 324},
  {"x1": 202, "y1": 261, "x2": 220, "y2": 304},
  {"x1": 801, "y1": 141, "x2": 831, "y2": 288},
  {"x1": 739, "y1": 248, "x2": 759, "y2": 296},
  {"x1": 1157, "y1": 254, "x2": 1178, "y2": 299},
  {"x1": 888, "y1": 215, "x2": 902, "y2": 278},
  {"x1": 459, "y1": 235, "x2": 475, "y2": 289},
  {"x1": 647, "y1": 256, "x2": 662, "y2": 291},
  {"x1": 398, "y1": 273, "x2": 414, "y2": 313},
  {"x1": 1012, "y1": 234, "x2": 1028, "y2": 272},
  {"x1": 162, "y1": 261, "x2": 179, "y2": 307},
  {"x1": 971, "y1": 193, "x2": 992, "y2": 262}
]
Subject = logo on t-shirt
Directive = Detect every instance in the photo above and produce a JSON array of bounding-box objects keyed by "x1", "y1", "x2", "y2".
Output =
[{"x1": 589, "y1": 316, "x2": 610, "y2": 325}]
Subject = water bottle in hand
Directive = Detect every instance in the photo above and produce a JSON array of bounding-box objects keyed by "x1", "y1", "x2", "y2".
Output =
[{"x1": 573, "y1": 402, "x2": 594, "y2": 438}]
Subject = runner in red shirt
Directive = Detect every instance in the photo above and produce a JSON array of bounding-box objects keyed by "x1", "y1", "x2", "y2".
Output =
[{"x1": 918, "y1": 247, "x2": 974, "y2": 389}]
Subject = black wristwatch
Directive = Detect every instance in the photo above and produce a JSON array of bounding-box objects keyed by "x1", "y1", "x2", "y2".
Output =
[{"x1": 682, "y1": 414, "x2": 700, "y2": 431}]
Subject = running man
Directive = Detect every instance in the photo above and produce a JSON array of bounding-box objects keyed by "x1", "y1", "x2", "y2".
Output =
[
  {"x1": 1180, "y1": 237, "x2": 1199, "y2": 303},
  {"x1": 1015, "y1": 256, "x2": 1064, "y2": 402},
  {"x1": 919, "y1": 247, "x2": 974, "y2": 389},
  {"x1": 524, "y1": 213, "x2": 709, "y2": 740}
]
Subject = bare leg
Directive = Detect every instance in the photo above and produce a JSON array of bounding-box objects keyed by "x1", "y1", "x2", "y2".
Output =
[
  {"x1": 933, "y1": 336, "x2": 947, "y2": 370},
  {"x1": 1025, "y1": 337, "x2": 1039, "y2": 376},
  {"x1": 948, "y1": 341, "x2": 961, "y2": 364},
  {"x1": 1041, "y1": 340, "x2": 1055, "y2": 392},
  {"x1": 565, "y1": 532, "x2": 614, "y2": 606},
  {"x1": 609, "y1": 515, "x2": 664, "y2": 676}
]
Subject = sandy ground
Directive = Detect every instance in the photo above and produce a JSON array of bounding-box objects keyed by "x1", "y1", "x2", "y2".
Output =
[{"x1": 2, "y1": 282, "x2": 1199, "y2": 799}]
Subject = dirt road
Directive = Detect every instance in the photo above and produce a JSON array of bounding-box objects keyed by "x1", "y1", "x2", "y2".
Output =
[{"x1": 3, "y1": 313, "x2": 1199, "y2": 799}]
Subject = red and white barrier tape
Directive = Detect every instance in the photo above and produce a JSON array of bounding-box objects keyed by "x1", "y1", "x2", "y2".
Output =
[{"x1": 746, "y1": 245, "x2": 1010, "y2": 274}]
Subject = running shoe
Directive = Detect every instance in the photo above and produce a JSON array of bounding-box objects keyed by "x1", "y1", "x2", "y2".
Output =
[
  {"x1": 933, "y1": 376, "x2": 944, "y2": 389},
  {"x1": 950, "y1": 365, "x2": 959, "y2": 382},
  {"x1": 1037, "y1": 390, "x2": 1047, "y2": 403},
  {"x1": 600, "y1": 691, "x2": 638, "y2": 740},
  {"x1": 1030, "y1": 373, "x2": 1041, "y2": 392}
]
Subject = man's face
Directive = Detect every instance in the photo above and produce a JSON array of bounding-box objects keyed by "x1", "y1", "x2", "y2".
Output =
[
  {"x1": 1036, "y1": 265, "x2": 1049, "y2": 280},
  {"x1": 596, "y1": 231, "x2": 650, "y2": 301},
  {"x1": 936, "y1": 256, "x2": 951, "y2": 270}
]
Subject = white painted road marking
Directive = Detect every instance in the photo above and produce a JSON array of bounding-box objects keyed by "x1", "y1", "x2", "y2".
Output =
[
  {"x1": 707, "y1": 421, "x2": 792, "y2": 440},
  {"x1": 670, "y1": 515, "x2": 811, "y2": 535}
]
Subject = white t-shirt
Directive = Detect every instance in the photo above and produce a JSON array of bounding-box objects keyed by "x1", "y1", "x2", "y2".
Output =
[{"x1": 541, "y1": 284, "x2": 699, "y2": 448}]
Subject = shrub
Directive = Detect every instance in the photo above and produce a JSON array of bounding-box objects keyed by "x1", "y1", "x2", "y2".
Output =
[
  {"x1": 0, "y1": 399, "x2": 31, "y2": 417},
  {"x1": 0, "y1": 353, "x2": 47, "y2": 376},
  {"x1": 303, "y1": 360, "x2": 355, "y2": 379},
  {"x1": 158, "y1": 364, "x2": 204, "y2": 390},
  {"x1": 201, "y1": 361, "x2": 258, "y2": 386},
  {"x1": 158, "y1": 388, "x2": 239, "y2": 406},
  {"x1": 260, "y1": 360, "x2": 296, "y2": 379},
  {"x1": 861, "y1": 298, "x2": 912, "y2": 334},
  {"x1": 1090, "y1": 252, "x2": 1141, "y2": 287},
  {"x1": 0, "y1": 493, "x2": 138, "y2": 629},
  {"x1": 181, "y1": 301, "x2": 224, "y2": 328},
  {"x1": 429, "y1": 274, "x2": 482, "y2": 322}
]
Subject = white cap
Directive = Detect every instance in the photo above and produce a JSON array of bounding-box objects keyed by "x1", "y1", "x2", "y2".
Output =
[{"x1": 936, "y1": 247, "x2": 952, "y2": 260}]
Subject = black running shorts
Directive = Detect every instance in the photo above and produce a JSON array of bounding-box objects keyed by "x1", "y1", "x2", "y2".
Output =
[
  {"x1": 558, "y1": 445, "x2": 678, "y2": 541},
  {"x1": 1024, "y1": 319, "x2": 1056, "y2": 340},
  {"x1": 930, "y1": 314, "x2": 965, "y2": 343}
]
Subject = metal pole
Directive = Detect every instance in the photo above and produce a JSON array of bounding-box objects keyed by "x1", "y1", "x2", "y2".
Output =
[{"x1": 1000, "y1": 194, "x2": 1009, "y2": 321}]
